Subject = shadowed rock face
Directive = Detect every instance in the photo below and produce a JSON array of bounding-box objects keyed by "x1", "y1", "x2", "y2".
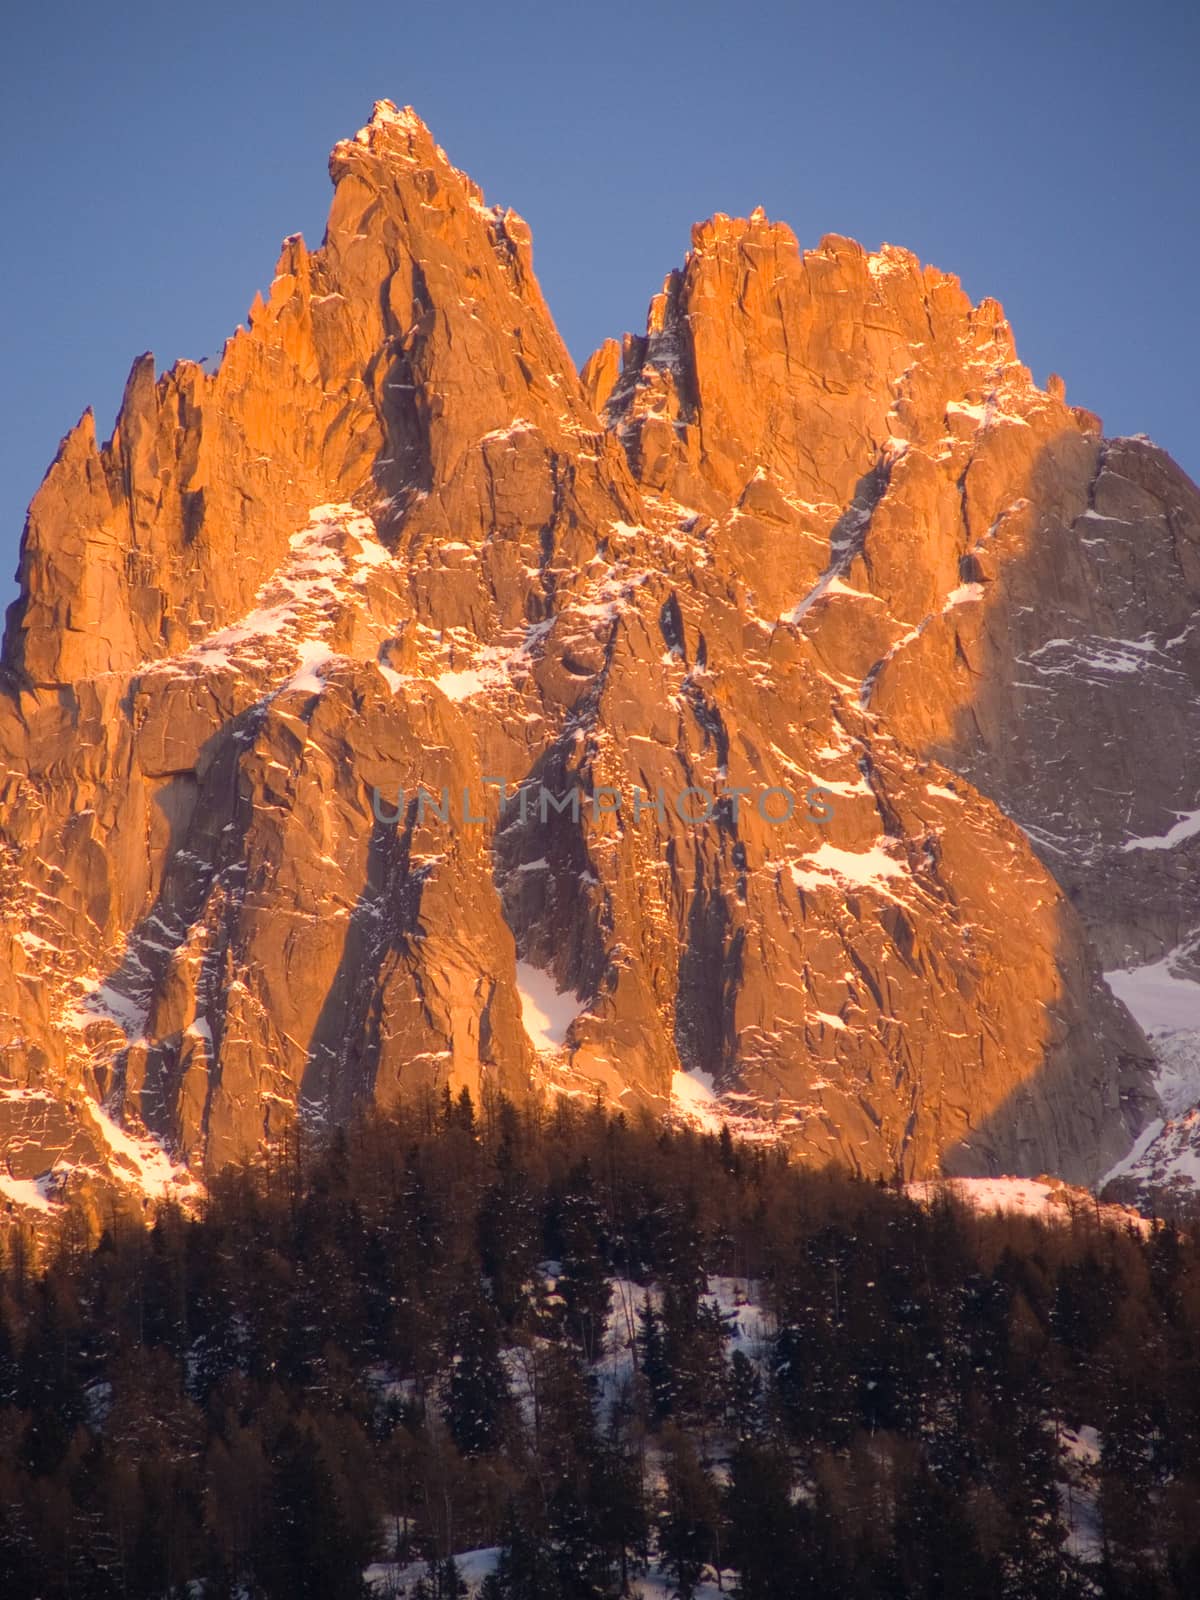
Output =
[{"x1": 1, "y1": 100, "x2": 1193, "y2": 1216}]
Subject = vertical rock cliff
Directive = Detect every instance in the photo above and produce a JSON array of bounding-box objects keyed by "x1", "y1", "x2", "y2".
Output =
[{"x1": 3, "y1": 101, "x2": 1194, "y2": 1220}]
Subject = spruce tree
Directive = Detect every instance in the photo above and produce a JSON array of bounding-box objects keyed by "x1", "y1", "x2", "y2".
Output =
[{"x1": 658, "y1": 1427, "x2": 721, "y2": 1599}]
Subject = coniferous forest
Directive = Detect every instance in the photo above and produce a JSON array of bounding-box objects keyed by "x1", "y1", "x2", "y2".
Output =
[{"x1": 1, "y1": 1093, "x2": 1198, "y2": 1600}]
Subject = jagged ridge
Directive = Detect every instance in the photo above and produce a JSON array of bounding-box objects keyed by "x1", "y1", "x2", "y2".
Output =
[{"x1": 3, "y1": 101, "x2": 1197, "y2": 1223}]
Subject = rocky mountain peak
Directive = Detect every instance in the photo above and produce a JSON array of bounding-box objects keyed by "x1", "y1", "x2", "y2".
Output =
[{"x1": 1, "y1": 105, "x2": 1197, "y2": 1228}]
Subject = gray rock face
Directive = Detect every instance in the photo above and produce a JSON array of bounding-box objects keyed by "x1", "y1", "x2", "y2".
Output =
[{"x1": 2, "y1": 102, "x2": 1194, "y2": 1221}]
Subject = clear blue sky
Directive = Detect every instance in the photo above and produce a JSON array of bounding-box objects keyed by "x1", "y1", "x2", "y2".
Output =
[{"x1": 1, "y1": 0, "x2": 1196, "y2": 605}]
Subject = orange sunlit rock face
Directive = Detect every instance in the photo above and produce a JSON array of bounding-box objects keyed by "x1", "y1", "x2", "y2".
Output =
[{"x1": 3, "y1": 100, "x2": 1195, "y2": 1221}]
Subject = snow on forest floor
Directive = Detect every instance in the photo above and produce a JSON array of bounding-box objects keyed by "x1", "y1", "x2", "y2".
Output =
[
  {"x1": 362, "y1": 1270, "x2": 1108, "y2": 1595},
  {"x1": 588, "y1": 1274, "x2": 771, "y2": 1426},
  {"x1": 1058, "y1": 1424, "x2": 1103, "y2": 1564},
  {"x1": 631, "y1": 1572, "x2": 727, "y2": 1599},
  {"x1": 366, "y1": 1549, "x2": 730, "y2": 1597},
  {"x1": 366, "y1": 1545, "x2": 500, "y2": 1596}
]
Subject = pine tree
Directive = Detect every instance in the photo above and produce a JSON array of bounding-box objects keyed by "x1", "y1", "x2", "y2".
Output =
[
  {"x1": 666, "y1": 1290, "x2": 731, "y2": 1426},
  {"x1": 658, "y1": 1427, "x2": 721, "y2": 1599},
  {"x1": 492, "y1": 1500, "x2": 563, "y2": 1599},
  {"x1": 724, "y1": 1440, "x2": 813, "y2": 1599},
  {"x1": 260, "y1": 1415, "x2": 375, "y2": 1599},
  {"x1": 590, "y1": 1432, "x2": 649, "y2": 1594},
  {"x1": 891, "y1": 1460, "x2": 1004, "y2": 1600},
  {"x1": 727, "y1": 1348, "x2": 763, "y2": 1439},
  {"x1": 443, "y1": 1285, "x2": 512, "y2": 1457},
  {"x1": 553, "y1": 1161, "x2": 613, "y2": 1362},
  {"x1": 637, "y1": 1294, "x2": 673, "y2": 1423},
  {"x1": 477, "y1": 1163, "x2": 540, "y2": 1328},
  {"x1": 718, "y1": 1122, "x2": 737, "y2": 1175},
  {"x1": 410, "y1": 1554, "x2": 468, "y2": 1598}
]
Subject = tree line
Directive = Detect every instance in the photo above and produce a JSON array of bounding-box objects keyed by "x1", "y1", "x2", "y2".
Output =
[{"x1": 0, "y1": 1088, "x2": 1197, "y2": 1598}]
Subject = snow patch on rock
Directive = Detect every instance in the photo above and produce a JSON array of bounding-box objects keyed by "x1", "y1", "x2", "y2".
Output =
[{"x1": 515, "y1": 961, "x2": 584, "y2": 1053}]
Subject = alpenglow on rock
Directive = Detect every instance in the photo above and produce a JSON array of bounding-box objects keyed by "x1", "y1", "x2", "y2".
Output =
[{"x1": 2, "y1": 100, "x2": 1197, "y2": 1220}]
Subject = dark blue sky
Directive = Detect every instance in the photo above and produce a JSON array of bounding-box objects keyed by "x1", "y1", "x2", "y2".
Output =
[{"x1": 2, "y1": 0, "x2": 1196, "y2": 602}]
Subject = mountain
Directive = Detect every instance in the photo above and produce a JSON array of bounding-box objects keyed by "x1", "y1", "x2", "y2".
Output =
[{"x1": 1, "y1": 100, "x2": 1196, "y2": 1220}]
